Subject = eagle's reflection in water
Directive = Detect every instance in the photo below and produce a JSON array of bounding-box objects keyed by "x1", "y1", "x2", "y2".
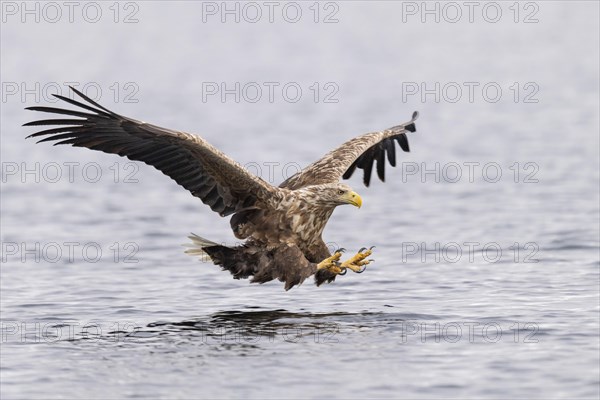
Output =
[
  {"x1": 64, "y1": 308, "x2": 441, "y2": 357},
  {"x1": 142, "y1": 309, "x2": 360, "y2": 349}
]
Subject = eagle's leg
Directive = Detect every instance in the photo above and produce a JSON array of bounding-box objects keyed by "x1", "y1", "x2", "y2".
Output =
[
  {"x1": 316, "y1": 250, "x2": 345, "y2": 275},
  {"x1": 340, "y1": 247, "x2": 374, "y2": 273}
]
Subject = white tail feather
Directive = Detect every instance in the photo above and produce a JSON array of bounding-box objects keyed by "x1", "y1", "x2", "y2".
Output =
[{"x1": 182, "y1": 233, "x2": 218, "y2": 259}]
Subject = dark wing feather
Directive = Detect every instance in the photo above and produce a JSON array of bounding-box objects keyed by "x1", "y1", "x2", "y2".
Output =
[
  {"x1": 24, "y1": 86, "x2": 277, "y2": 217},
  {"x1": 280, "y1": 112, "x2": 418, "y2": 189}
]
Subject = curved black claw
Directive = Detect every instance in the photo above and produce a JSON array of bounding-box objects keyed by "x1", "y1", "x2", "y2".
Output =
[
  {"x1": 338, "y1": 268, "x2": 347, "y2": 276},
  {"x1": 369, "y1": 245, "x2": 376, "y2": 250},
  {"x1": 359, "y1": 247, "x2": 367, "y2": 253},
  {"x1": 355, "y1": 266, "x2": 367, "y2": 274},
  {"x1": 335, "y1": 248, "x2": 346, "y2": 254}
]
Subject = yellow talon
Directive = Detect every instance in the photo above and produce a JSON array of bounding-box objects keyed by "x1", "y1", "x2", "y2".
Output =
[
  {"x1": 317, "y1": 247, "x2": 374, "y2": 276},
  {"x1": 340, "y1": 248, "x2": 373, "y2": 273},
  {"x1": 317, "y1": 252, "x2": 345, "y2": 275}
]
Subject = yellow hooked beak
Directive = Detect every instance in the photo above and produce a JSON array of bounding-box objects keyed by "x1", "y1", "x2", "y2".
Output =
[{"x1": 344, "y1": 191, "x2": 363, "y2": 208}]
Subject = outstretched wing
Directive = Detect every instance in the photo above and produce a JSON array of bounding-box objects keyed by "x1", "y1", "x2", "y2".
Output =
[
  {"x1": 24, "y1": 87, "x2": 278, "y2": 217},
  {"x1": 280, "y1": 112, "x2": 418, "y2": 189}
]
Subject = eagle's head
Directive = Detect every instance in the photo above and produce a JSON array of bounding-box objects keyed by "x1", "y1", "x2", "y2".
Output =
[{"x1": 301, "y1": 183, "x2": 362, "y2": 208}]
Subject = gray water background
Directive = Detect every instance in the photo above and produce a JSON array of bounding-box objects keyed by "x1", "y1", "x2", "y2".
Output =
[{"x1": 1, "y1": 1, "x2": 599, "y2": 399}]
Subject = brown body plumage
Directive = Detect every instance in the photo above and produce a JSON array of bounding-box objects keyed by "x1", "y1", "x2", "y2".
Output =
[{"x1": 24, "y1": 86, "x2": 418, "y2": 290}]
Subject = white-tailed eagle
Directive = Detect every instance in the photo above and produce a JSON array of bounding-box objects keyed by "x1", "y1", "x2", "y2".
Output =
[{"x1": 25, "y1": 87, "x2": 418, "y2": 290}]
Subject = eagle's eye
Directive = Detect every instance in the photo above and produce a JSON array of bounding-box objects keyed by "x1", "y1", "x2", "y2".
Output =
[{"x1": 337, "y1": 189, "x2": 346, "y2": 195}]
